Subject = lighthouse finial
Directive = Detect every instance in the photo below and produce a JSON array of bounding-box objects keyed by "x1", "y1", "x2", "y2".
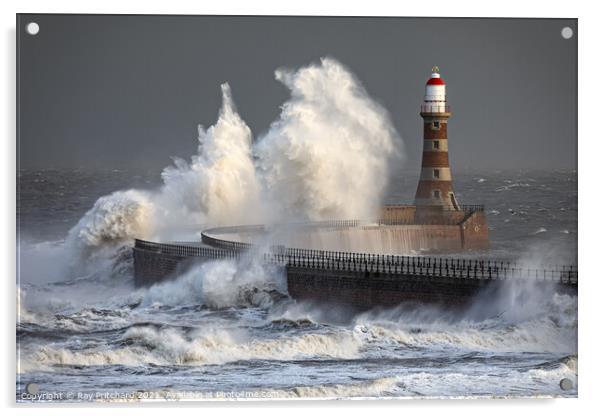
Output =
[{"x1": 432, "y1": 65, "x2": 440, "y2": 74}]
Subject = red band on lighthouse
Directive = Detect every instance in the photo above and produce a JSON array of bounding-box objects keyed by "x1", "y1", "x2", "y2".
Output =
[{"x1": 426, "y1": 77, "x2": 445, "y2": 85}]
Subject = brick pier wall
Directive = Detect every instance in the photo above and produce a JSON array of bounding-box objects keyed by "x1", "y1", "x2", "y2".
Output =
[
  {"x1": 381, "y1": 205, "x2": 416, "y2": 222},
  {"x1": 286, "y1": 267, "x2": 491, "y2": 309},
  {"x1": 133, "y1": 248, "x2": 188, "y2": 286},
  {"x1": 287, "y1": 225, "x2": 465, "y2": 253},
  {"x1": 379, "y1": 204, "x2": 489, "y2": 250},
  {"x1": 460, "y1": 211, "x2": 490, "y2": 250},
  {"x1": 286, "y1": 266, "x2": 576, "y2": 310}
]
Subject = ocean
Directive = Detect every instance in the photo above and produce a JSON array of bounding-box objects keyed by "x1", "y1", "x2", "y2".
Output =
[{"x1": 16, "y1": 168, "x2": 578, "y2": 401}]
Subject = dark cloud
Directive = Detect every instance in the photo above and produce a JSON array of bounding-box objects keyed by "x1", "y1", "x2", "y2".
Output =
[{"x1": 17, "y1": 15, "x2": 576, "y2": 170}]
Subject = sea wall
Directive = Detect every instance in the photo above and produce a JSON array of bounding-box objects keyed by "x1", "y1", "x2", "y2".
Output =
[
  {"x1": 286, "y1": 266, "x2": 491, "y2": 308},
  {"x1": 133, "y1": 248, "x2": 183, "y2": 286},
  {"x1": 460, "y1": 211, "x2": 490, "y2": 249},
  {"x1": 271, "y1": 225, "x2": 464, "y2": 254},
  {"x1": 286, "y1": 265, "x2": 575, "y2": 309},
  {"x1": 380, "y1": 205, "x2": 416, "y2": 221}
]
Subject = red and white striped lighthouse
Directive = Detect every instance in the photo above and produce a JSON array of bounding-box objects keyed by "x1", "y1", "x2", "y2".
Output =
[{"x1": 414, "y1": 66, "x2": 460, "y2": 211}]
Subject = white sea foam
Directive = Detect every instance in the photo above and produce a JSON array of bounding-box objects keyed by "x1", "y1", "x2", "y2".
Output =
[
  {"x1": 157, "y1": 83, "x2": 262, "y2": 229},
  {"x1": 256, "y1": 57, "x2": 402, "y2": 221},
  {"x1": 67, "y1": 190, "x2": 156, "y2": 250},
  {"x1": 16, "y1": 287, "x2": 37, "y2": 325},
  {"x1": 395, "y1": 366, "x2": 575, "y2": 397},
  {"x1": 21, "y1": 325, "x2": 362, "y2": 371},
  {"x1": 354, "y1": 315, "x2": 574, "y2": 354},
  {"x1": 142, "y1": 256, "x2": 286, "y2": 309},
  {"x1": 349, "y1": 282, "x2": 577, "y2": 355},
  {"x1": 264, "y1": 352, "x2": 578, "y2": 398},
  {"x1": 268, "y1": 360, "x2": 577, "y2": 398},
  {"x1": 271, "y1": 377, "x2": 400, "y2": 398}
]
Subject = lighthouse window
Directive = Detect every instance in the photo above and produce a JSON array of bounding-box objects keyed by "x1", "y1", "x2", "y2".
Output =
[
  {"x1": 433, "y1": 169, "x2": 440, "y2": 178},
  {"x1": 433, "y1": 190, "x2": 441, "y2": 198},
  {"x1": 432, "y1": 121, "x2": 440, "y2": 130},
  {"x1": 433, "y1": 140, "x2": 440, "y2": 150}
]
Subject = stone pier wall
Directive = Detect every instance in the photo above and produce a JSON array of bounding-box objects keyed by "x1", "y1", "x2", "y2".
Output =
[
  {"x1": 286, "y1": 266, "x2": 576, "y2": 310},
  {"x1": 281, "y1": 225, "x2": 465, "y2": 254},
  {"x1": 460, "y1": 211, "x2": 490, "y2": 250},
  {"x1": 133, "y1": 248, "x2": 187, "y2": 286},
  {"x1": 286, "y1": 266, "x2": 491, "y2": 309}
]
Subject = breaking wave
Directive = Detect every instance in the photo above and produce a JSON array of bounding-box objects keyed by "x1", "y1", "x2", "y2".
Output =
[
  {"x1": 67, "y1": 190, "x2": 156, "y2": 251},
  {"x1": 48, "y1": 57, "x2": 403, "y2": 281},
  {"x1": 21, "y1": 325, "x2": 361, "y2": 372},
  {"x1": 157, "y1": 83, "x2": 262, "y2": 229},
  {"x1": 255, "y1": 57, "x2": 402, "y2": 221},
  {"x1": 354, "y1": 314, "x2": 575, "y2": 354},
  {"x1": 142, "y1": 258, "x2": 287, "y2": 309}
]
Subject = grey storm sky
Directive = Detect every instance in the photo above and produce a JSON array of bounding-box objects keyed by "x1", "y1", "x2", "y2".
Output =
[{"x1": 17, "y1": 15, "x2": 577, "y2": 171}]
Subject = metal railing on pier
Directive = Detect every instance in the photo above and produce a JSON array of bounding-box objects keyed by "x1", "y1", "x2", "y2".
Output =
[
  {"x1": 459, "y1": 204, "x2": 485, "y2": 212},
  {"x1": 134, "y1": 239, "x2": 242, "y2": 259},
  {"x1": 134, "y1": 239, "x2": 578, "y2": 285}
]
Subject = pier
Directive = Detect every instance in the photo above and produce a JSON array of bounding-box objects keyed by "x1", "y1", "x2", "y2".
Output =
[{"x1": 133, "y1": 228, "x2": 577, "y2": 308}]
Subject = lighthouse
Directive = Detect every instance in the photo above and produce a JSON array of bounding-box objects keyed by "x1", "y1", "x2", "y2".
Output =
[{"x1": 414, "y1": 66, "x2": 460, "y2": 211}]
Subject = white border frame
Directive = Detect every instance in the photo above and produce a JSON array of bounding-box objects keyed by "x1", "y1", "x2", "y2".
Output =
[{"x1": 2, "y1": 1, "x2": 597, "y2": 414}]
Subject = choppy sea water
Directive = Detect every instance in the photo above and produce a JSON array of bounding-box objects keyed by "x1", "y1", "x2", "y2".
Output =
[{"x1": 17, "y1": 168, "x2": 578, "y2": 401}]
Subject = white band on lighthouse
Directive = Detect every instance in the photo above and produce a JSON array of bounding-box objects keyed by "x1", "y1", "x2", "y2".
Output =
[
  {"x1": 425, "y1": 85, "x2": 446, "y2": 101},
  {"x1": 420, "y1": 167, "x2": 452, "y2": 181},
  {"x1": 423, "y1": 139, "x2": 448, "y2": 152}
]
